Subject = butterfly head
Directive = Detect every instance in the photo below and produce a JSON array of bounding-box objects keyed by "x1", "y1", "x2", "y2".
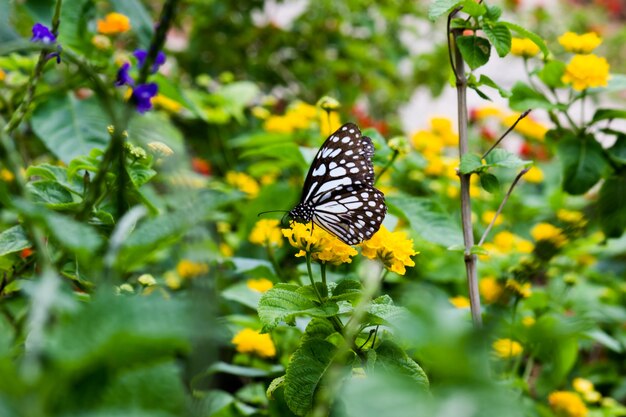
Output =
[{"x1": 288, "y1": 202, "x2": 313, "y2": 224}]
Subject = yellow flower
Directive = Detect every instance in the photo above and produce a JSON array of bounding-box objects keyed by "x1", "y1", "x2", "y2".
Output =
[
  {"x1": 320, "y1": 110, "x2": 341, "y2": 136},
  {"x1": 480, "y1": 276, "x2": 504, "y2": 303},
  {"x1": 492, "y1": 338, "x2": 523, "y2": 358},
  {"x1": 558, "y1": 32, "x2": 602, "y2": 54},
  {"x1": 1, "y1": 168, "x2": 14, "y2": 182},
  {"x1": 231, "y1": 328, "x2": 276, "y2": 358},
  {"x1": 360, "y1": 226, "x2": 418, "y2": 275},
  {"x1": 282, "y1": 222, "x2": 357, "y2": 265},
  {"x1": 138, "y1": 274, "x2": 156, "y2": 286},
  {"x1": 473, "y1": 105, "x2": 504, "y2": 120},
  {"x1": 164, "y1": 271, "x2": 181, "y2": 290},
  {"x1": 219, "y1": 243, "x2": 234, "y2": 257},
  {"x1": 249, "y1": 219, "x2": 284, "y2": 248},
  {"x1": 525, "y1": 166, "x2": 544, "y2": 183},
  {"x1": 481, "y1": 210, "x2": 503, "y2": 226},
  {"x1": 226, "y1": 172, "x2": 260, "y2": 198},
  {"x1": 0, "y1": 69, "x2": 5, "y2": 81},
  {"x1": 263, "y1": 115, "x2": 294, "y2": 133},
  {"x1": 557, "y1": 209, "x2": 585, "y2": 224},
  {"x1": 449, "y1": 296, "x2": 470, "y2": 308},
  {"x1": 91, "y1": 34, "x2": 111, "y2": 50},
  {"x1": 492, "y1": 231, "x2": 534, "y2": 254},
  {"x1": 251, "y1": 106, "x2": 270, "y2": 119},
  {"x1": 430, "y1": 117, "x2": 458, "y2": 147},
  {"x1": 503, "y1": 114, "x2": 549, "y2": 141},
  {"x1": 288, "y1": 101, "x2": 318, "y2": 129},
  {"x1": 562, "y1": 54, "x2": 610, "y2": 91},
  {"x1": 573, "y1": 378, "x2": 594, "y2": 394},
  {"x1": 582, "y1": 391, "x2": 601, "y2": 403},
  {"x1": 97, "y1": 12, "x2": 131, "y2": 35},
  {"x1": 152, "y1": 94, "x2": 182, "y2": 113},
  {"x1": 522, "y1": 316, "x2": 536, "y2": 327},
  {"x1": 510, "y1": 38, "x2": 540, "y2": 58},
  {"x1": 531, "y1": 222, "x2": 567, "y2": 246},
  {"x1": 506, "y1": 278, "x2": 532, "y2": 298},
  {"x1": 176, "y1": 259, "x2": 209, "y2": 279},
  {"x1": 247, "y1": 278, "x2": 274, "y2": 293},
  {"x1": 548, "y1": 391, "x2": 588, "y2": 417}
]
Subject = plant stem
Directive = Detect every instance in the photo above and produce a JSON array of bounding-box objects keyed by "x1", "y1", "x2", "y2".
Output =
[
  {"x1": 375, "y1": 149, "x2": 398, "y2": 185},
  {"x1": 321, "y1": 262, "x2": 327, "y2": 287},
  {"x1": 451, "y1": 29, "x2": 482, "y2": 328},
  {"x1": 478, "y1": 168, "x2": 530, "y2": 246},
  {"x1": 481, "y1": 109, "x2": 532, "y2": 160},
  {"x1": 305, "y1": 252, "x2": 324, "y2": 303},
  {"x1": 305, "y1": 253, "x2": 343, "y2": 334}
]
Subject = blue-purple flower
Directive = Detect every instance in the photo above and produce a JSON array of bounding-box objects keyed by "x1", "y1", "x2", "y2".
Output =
[
  {"x1": 115, "y1": 62, "x2": 134, "y2": 86},
  {"x1": 31, "y1": 23, "x2": 56, "y2": 44},
  {"x1": 131, "y1": 83, "x2": 158, "y2": 113},
  {"x1": 133, "y1": 49, "x2": 166, "y2": 74}
]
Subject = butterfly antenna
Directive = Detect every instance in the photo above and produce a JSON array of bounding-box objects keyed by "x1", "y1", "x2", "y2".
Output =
[{"x1": 257, "y1": 209, "x2": 289, "y2": 217}]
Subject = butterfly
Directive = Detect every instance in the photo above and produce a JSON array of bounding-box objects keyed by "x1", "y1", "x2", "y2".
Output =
[{"x1": 289, "y1": 122, "x2": 387, "y2": 245}]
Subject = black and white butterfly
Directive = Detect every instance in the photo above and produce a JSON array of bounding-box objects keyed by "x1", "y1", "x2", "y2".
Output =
[{"x1": 289, "y1": 122, "x2": 387, "y2": 245}]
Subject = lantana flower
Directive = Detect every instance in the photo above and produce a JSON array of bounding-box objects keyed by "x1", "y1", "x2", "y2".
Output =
[
  {"x1": 562, "y1": 54, "x2": 610, "y2": 91},
  {"x1": 360, "y1": 225, "x2": 418, "y2": 275},
  {"x1": 231, "y1": 328, "x2": 276, "y2": 358},
  {"x1": 510, "y1": 37, "x2": 540, "y2": 58},
  {"x1": 249, "y1": 219, "x2": 284, "y2": 248},
  {"x1": 479, "y1": 276, "x2": 504, "y2": 304},
  {"x1": 282, "y1": 222, "x2": 357, "y2": 265},
  {"x1": 558, "y1": 31, "x2": 602, "y2": 54},
  {"x1": 492, "y1": 338, "x2": 523, "y2": 359},
  {"x1": 246, "y1": 278, "x2": 274, "y2": 293},
  {"x1": 548, "y1": 391, "x2": 588, "y2": 417},
  {"x1": 226, "y1": 172, "x2": 260, "y2": 198},
  {"x1": 531, "y1": 222, "x2": 567, "y2": 247}
]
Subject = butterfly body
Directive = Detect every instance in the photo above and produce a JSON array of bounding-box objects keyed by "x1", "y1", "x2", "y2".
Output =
[{"x1": 289, "y1": 123, "x2": 387, "y2": 245}]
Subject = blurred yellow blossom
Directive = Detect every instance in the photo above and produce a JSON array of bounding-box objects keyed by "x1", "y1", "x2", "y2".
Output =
[
  {"x1": 481, "y1": 210, "x2": 503, "y2": 226},
  {"x1": 360, "y1": 225, "x2": 418, "y2": 275},
  {"x1": 503, "y1": 114, "x2": 549, "y2": 141},
  {"x1": 573, "y1": 378, "x2": 594, "y2": 394},
  {"x1": 164, "y1": 271, "x2": 181, "y2": 290},
  {"x1": 488, "y1": 231, "x2": 534, "y2": 254},
  {"x1": 549, "y1": 391, "x2": 588, "y2": 417},
  {"x1": 97, "y1": 12, "x2": 131, "y2": 35},
  {"x1": 283, "y1": 222, "x2": 357, "y2": 265},
  {"x1": 522, "y1": 316, "x2": 536, "y2": 327},
  {"x1": 176, "y1": 259, "x2": 209, "y2": 278},
  {"x1": 531, "y1": 222, "x2": 567, "y2": 246},
  {"x1": 480, "y1": 276, "x2": 504, "y2": 303},
  {"x1": 473, "y1": 105, "x2": 503, "y2": 120},
  {"x1": 0, "y1": 69, "x2": 5, "y2": 81},
  {"x1": 492, "y1": 338, "x2": 523, "y2": 358},
  {"x1": 525, "y1": 166, "x2": 544, "y2": 183},
  {"x1": 263, "y1": 115, "x2": 293, "y2": 133},
  {"x1": 219, "y1": 243, "x2": 234, "y2": 257},
  {"x1": 152, "y1": 94, "x2": 182, "y2": 113},
  {"x1": 91, "y1": 35, "x2": 111, "y2": 50},
  {"x1": 118, "y1": 283, "x2": 134, "y2": 294},
  {"x1": 320, "y1": 111, "x2": 341, "y2": 136},
  {"x1": 558, "y1": 32, "x2": 602, "y2": 54},
  {"x1": 430, "y1": 117, "x2": 458, "y2": 147},
  {"x1": 506, "y1": 278, "x2": 532, "y2": 298},
  {"x1": 510, "y1": 38, "x2": 540, "y2": 58},
  {"x1": 557, "y1": 209, "x2": 585, "y2": 224},
  {"x1": 249, "y1": 219, "x2": 284, "y2": 248},
  {"x1": 317, "y1": 96, "x2": 341, "y2": 112},
  {"x1": 247, "y1": 278, "x2": 274, "y2": 293},
  {"x1": 226, "y1": 172, "x2": 260, "y2": 198},
  {"x1": 263, "y1": 101, "x2": 320, "y2": 133},
  {"x1": 449, "y1": 296, "x2": 470, "y2": 308},
  {"x1": 231, "y1": 328, "x2": 276, "y2": 358},
  {"x1": 1, "y1": 168, "x2": 14, "y2": 182},
  {"x1": 251, "y1": 106, "x2": 270, "y2": 119},
  {"x1": 138, "y1": 274, "x2": 156, "y2": 286},
  {"x1": 562, "y1": 54, "x2": 610, "y2": 91}
]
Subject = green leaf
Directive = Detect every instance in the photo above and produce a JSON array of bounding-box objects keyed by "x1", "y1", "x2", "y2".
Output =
[
  {"x1": 477, "y1": 74, "x2": 510, "y2": 98},
  {"x1": 302, "y1": 318, "x2": 337, "y2": 343},
  {"x1": 470, "y1": 245, "x2": 489, "y2": 255},
  {"x1": 26, "y1": 181, "x2": 76, "y2": 207},
  {"x1": 109, "y1": 0, "x2": 153, "y2": 45},
  {"x1": 509, "y1": 82, "x2": 555, "y2": 111},
  {"x1": 484, "y1": 5, "x2": 502, "y2": 20},
  {"x1": 0, "y1": 225, "x2": 30, "y2": 256},
  {"x1": 428, "y1": 0, "x2": 463, "y2": 21},
  {"x1": 538, "y1": 60, "x2": 566, "y2": 88},
  {"x1": 460, "y1": 0, "x2": 485, "y2": 17},
  {"x1": 598, "y1": 175, "x2": 626, "y2": 238},
  {"x1": 267, "y1": 376, "x2": 286, "y2": 400},
  {"x1": 483, "y1": 23, "x2": 511, "y2": 57},
  {"x1": 58, "y1": 0, "x2": 95, "y2": 53},
  {"x1": 607, "y1": 135, "x2": 626, "y2": 164},
  {"x1": 459, "y1": 154, "x2": 483, "y2": 174},
  {"x1": 372, "y1": 340, "x2": 429, "y2": 390},
  {"x1": 216, "y1": 81, "x2": 261, "y2": 123},
  {"x1": 31, "y1": 93, "x2": 109, "y2": 164},
  {"x1": 557, "y1": 133, "x2": 609, "y2": 195},
  {"x1": 479, "y1": 172, "x2": 499, "y2": 193},
  {"x1": 387, "y1": 195, "x2": 463, "y2": 247},
  {"x1": 26, "y1": 163, "x2": 84, "y2": 195},
  {"x1": 128, "y1": 112, "x2": 185, "y2": 155},
  {"x1": 500, "y1": 22, "x2": 549, "y2": 58},
  {"x1": 456, "y1": 36, "x2": 491, "y2": 70},
  {"x1": 284, "y1": 339, "x2": 336, "y2": 416},
  {"x1": 485, "y1": 148, "x2": 531, "y2": 169},
  {"x1": 126, "y1": 164, "x2": 157, "y2": 188},
  {"x1": 207, "y1": 362, "x2": 284, "y2": 378},
  {"x1": 258, "y1": 286, "x2": 339, "y2": 331},
  {"x1": 591, "y1": 108, "x2": 626, "y2": 124},
  {"x1": 222, "y1": 281, "x2": 264, "y2": 310},
  {"x1": 329, "y1": 279, "x2": 362, "y2": 303},
  {"x1": 585, "y1": 329, "x2": 623, "y2": 353},
  {"x1": 368, "y1": 295, "x2": 408, "y2": 325}
]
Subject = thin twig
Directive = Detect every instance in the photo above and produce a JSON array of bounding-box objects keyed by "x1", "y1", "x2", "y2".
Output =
[
  {"x1": 477, "y1": 168, "x2": 531, "y2": 246},
  {"x1": 446, "y1": 7, "x2": 463, "y2": 81},
  {"x1": 482, "y1": 109, "x2": 532, "y2": 160}
]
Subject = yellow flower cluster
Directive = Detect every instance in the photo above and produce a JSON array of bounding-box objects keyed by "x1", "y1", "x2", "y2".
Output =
[
  {"x1": 548, "y1": 391, "x2": 588, "y2": 417},
  {"x1": 531, "y1": 222, "x2": 567, "y2": 247},
  {"x1": 231, "y1": 328, "x2": 276, "y2": 358},
  {"x1": 282, "y1": 222, "x2": 358, "y2": 265},
  {"x1": 263, "y1": 101, "x2": 340, "y2": 134},
  {"x1": 249, "y1": 219, "x2": 284, "y2": 248},
  {"x1": 360, "y1": 225, "x2": 418, "y2": 275},
  {"x1": 412, "y1": 117, "x2": 458, "y2": 158},
  {"x1": 558, "y1": 32, "x2": 602, "y2": 54},
  {"x1": 176, "y1": 259, "x2": 209, "y2": 279},
  {"x1": 246, "y1": 278, "x2": 274, "y2": 293},
  {"x1": 152, "y1": 95, "x2": 183, "y2": 113},
  {"x1": 557, "y1": 209, "x2": 586, "y2": 225},
  {"x1": 510, "y1": 38, "x2": 540, "y2": 58},
  {"x1": 506, "y1": 278, "x2": 532, "y2": 298},
  {"x1": 474, "y1": 106, "x2": 550, "y2": 142},
  {"x1": 562, "y1": 54, "x2": 610, "y2": 91},
  {"x1": 479, "y1": 276, "x2": 504, "y2": 304},
  {"x1": 226, "y1": 172, "x2": 260, "y2": 199},
  {"x1": 573, "y1": 378, "x2": 602, "y2": 403},
  {"x1": 482, "y1": 231, "x2": 534, "y2": 257},
  {"x1": 97, "y1": 12, "x2": 132, "y2": 35},
  {"x1": 481, "y1": 210, "x2": 503, "y2": 226},
  {"x1": 449, "y1": 296, "x2": 470, "y2": 308},
  {"x1": 524, "y1": 166, "x2": 544, "y2": 183},
  {"x1": 492, "y1": 338, "x2": 523, "y2": 358}
]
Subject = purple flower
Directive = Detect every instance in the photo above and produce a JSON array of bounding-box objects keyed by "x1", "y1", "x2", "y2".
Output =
[
  {"x1": 133, "y1": 49, "x2": 166, "y2": 74},
  {"x1": 31, "y1": 23, "x2": 56, "y2": 44},
  {"x1": 115, "y1": 62, "x2": 134, "y2": 86},
  {"x1": 131, "y1": 83, "x2": 158, "y2": 113}
]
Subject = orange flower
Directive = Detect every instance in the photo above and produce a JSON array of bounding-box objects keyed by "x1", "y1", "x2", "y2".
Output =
[{"x1": 97, "y1": 12, "x2": 131, "y2": 35}]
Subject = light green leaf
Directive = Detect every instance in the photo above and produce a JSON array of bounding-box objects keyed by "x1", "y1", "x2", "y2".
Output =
[
  {"x1": 591, "y1": 108, "x2": 626, "y2": 124},
  {"x1": 222, "y1": 281, "x2": 264, "y2": 309},
  {"x1": 126, "y1": 164, "x2": 157, "y2": 188},
  {"x1": 208, "y1": 362, "x2": 284, "y2": 378},
  {"x1": 329, "y1": 279, "x2": 362, "y2": 303},
  {"x1": 373, "y1": 340, "x2": 429, "y2": 390},
  {"x1": 459, "y1": 153, "x2": 483, "y2": 174},
  {"x1": 284, "y1": 339, "x2": 336, "y2": 416},
  {"x1": 460, "y1": 0, "x2": 485, "y2": 17},
  {"x1": 557, "y1": 133, "x2": 609, "y2": 195},
  {"x1": 0, "y1": 225, "x2": 30, "y2": 257},
  {"x1": 427, "y1": 0, "x2": 463, "y2": 21},
  {"x1": 598, "y1": 175, "x2": 626, "y2": 238},
  {"x1": 509, "y1": 82, "x2": 556, "y2": 111},
  {"x1": 26, "y1": 181, "x2": 76, "y2": 207},
  {"x1": 483, "y1": 23, "x2": 511, "y2": 57},
  {"x1": 368, "y1": 296, "x2": 408, "y2": 325},
  {"x1": 485, "y1": 148, "x2": 530, "y2": 169},
  {"x1": 538, "y1": 60, "x2": 566, "y2": 88},
  {"x1": 456, "y1": 36, "x2": 491, "y2": 70},
  {"x1": 500, "y1": 22, "x2": 549, "y2": 58},
  {"x1": 478, "y1": 74, "x2": 510, "y2": 98},
  {"x1": 58, "y1": 0, "x2": 94, "y2": 53}
]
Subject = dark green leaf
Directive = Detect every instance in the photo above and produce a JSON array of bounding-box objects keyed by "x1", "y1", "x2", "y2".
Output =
[
  {"x1": 373, "y1": 340, "x2": 429, "y2": 390},
  {"x1": 460, "y1": 0, "x2": 485, "y2": 17},
  {"x1": 509, "y1": 82, "x2": 556, "y2": 111},
  {"x1": 31, "y1": 93, "x2": 109, "y2": 164},
  {"x1": 302, "y1": 318, "x2": 337, "y2": 343},
  {"x1": 478, "y1": 75, "x2": 510, "y2": 97},
  {"x1": 330, "y1": 279, "x2": 362, "y2": 303},
  {"x1": 484, "y1": 5, "x2": 502, "y2": 20},
  {"x1": 284, "y1": 339, "x2": 336, "y2": 416},
  {"x1": 26, "y1": 181, "x2": 76, "y2": 207},
  {"x1": 538, "y1": 61, "x2": 566, "y2": 88},
  {"x1": 0, "y1": 225, "x2": 30, "y2": 256},
  {"x1": 483, "y1": 23, "x2": 511, "y2": 57},
  {"x1": 267, "y1": 376, "x2": 286, "y2": 400},
  {"x1": 557, "y1": 133, "x2": 609, "y2": 195},
  {"x1": 500, "y1": 22, "x2": 549, "y2": 58},
  {"x1": 479, "y1": 172, "x2": 499, "y2": 193},
  {"x1": 428, "y1": 0, "x2": 463, "y2": 21},
  {"x1": 58, "y1": 0, "x2": 95, "y2": 53},
  {"x1": 127, "y1": 164, "x2": 157, "y2": 188},
  {"x1": 591, "y1": 109, "x2": 626, "y2": 124},
  {"x1": 607, "y1": 135, "x2": 626, "y2": 164},
  {"x1": 459, "y1": 154, "x2": 483, "y2": 174},
  {"x1": 598, "y1": 175, "x2": 626, "y2": 238},
  {"x1": 456, "y1": 36, "x2": 491, "y2": 70}
]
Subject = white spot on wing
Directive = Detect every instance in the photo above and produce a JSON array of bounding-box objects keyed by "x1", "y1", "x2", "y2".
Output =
[
  {"x1": 330, "y1": 167, "x2": 347, "y2": 177},
  {"x1": 312, "y1": 164, "x2": 326, "y2": 177}
]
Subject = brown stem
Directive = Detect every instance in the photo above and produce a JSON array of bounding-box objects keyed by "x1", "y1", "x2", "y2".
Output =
[{"x1": 481, "y1": 109, "x2": 532, "y2": 160}]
